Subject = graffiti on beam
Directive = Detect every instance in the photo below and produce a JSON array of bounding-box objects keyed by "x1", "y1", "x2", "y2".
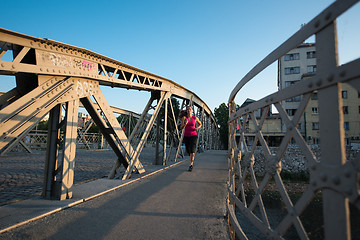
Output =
[
  {"x1": 75, "y1": 80, "x2": 95, "y2": 98},
  {"x1": 36, "y1": 50, "x2": 98, "y2": 73}
]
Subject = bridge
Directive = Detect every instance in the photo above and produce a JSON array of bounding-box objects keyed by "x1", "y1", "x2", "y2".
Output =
[
  {"x1": 1, "y1": 0, "x2": 360, "y2": 239},
  {"x1": 0, "y1": 26, "x2": 220, "y2": 202}
]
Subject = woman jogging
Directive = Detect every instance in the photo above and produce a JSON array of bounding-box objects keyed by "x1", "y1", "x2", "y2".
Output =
[{"x1": 180, "y1": 106, "x2": 202, "y2": 171}]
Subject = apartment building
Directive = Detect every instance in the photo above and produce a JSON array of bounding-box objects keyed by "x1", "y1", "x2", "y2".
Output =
[
  {"x1": 278, "y1": 43, "x2": 360, "y2": 146},
  {"x1": 304, "y1": 84, "x2": 360, "y2": 146},
  {"x1": 278, "y1": 43, "x2": 316, "y2": 134}
]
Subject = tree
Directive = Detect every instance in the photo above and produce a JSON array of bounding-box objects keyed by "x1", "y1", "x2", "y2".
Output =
[{"x1": 214, "y1": 103, "x2": 229, "y2": 149}]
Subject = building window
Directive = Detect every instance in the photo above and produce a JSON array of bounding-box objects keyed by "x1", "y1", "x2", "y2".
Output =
[
  {"x1": 285, "y1": 80, "x2": 299, "y2": 87},
  {"x1": 313, "y1": 137, "x2": 319, "y2": 144},
  {"x1": 343, "y1": 106, "x2": 348, "y2": 114},
  {"x1": 311, "y1": 92, "x2": 318, "y2": 100},
  {"x1": 312, "y1": 107, "x2": 319, "y2": 114},
  {"x1": 312, "y1": 122, "x2": 319, "y2": 130},
  {"x1": 284, "y1": 53, "x2": 300, "y2": 61},
  {"x1": 344, "y1": 122, "x2": 349, "y2": 130},
  {"x1": 286, "y1": 109, "x2": 296, "y2": 116},
  {"x1": 307, "y1": 51, "x2": 316, "y2": 59},
  {"x1": 307, "y1": 65, "x2": 317, "y2": 73},
  {"x1": 342, "y1": 91, "x2": 348, "y2": 99},
  {"x1": 285, "y1": 67, "x2": 300, "y2": 75}
]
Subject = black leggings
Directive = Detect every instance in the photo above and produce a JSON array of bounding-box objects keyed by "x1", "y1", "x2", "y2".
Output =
[{"x1": 183, "y1": 135, "x2": 198, "y2": 154}]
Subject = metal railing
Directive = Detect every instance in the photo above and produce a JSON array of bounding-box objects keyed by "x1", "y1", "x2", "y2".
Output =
[{"x1": 227, "y1": 0, "x2": 360, "y2": 239}]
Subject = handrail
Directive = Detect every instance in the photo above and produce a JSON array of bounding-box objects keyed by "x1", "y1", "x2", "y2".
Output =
[{"x1": 227, "y1": 0, "x2": 360, "y2": 239}]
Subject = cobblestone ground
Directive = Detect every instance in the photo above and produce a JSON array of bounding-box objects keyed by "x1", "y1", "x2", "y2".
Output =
[{"x1": 0, "y1": 146, "x2": 180, "y2": 206}]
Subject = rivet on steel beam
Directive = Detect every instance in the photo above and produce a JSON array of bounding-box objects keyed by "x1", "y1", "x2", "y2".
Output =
[
  {"x1": 316, "y1": 80, "x2": 322, "y2": 87},
  {"x1": 346, "y1": 188, "x2": 353, "y2": 196},
  {"x1": 339, "y1": 71, "x2": 346, "y2": 78},
  {"x1": 308, "y1": 82, "x2": 313, "y2": 88},
  {"x1": 327, "y1": 75, "x2": 334, "y2": 82},
  {"x1": 30, "y1": 41, "x2": 33, "y2": 45},
  {"x1": 1, "y1": 63, "x2": 4, "y2": 67},
  {"x1": 325, "y1": 12, "x2": 332, "y2": 21},
  {"x1": 332, "y1": 176, "x2": 340, "y2": 185},
  {"x1": 320, "y1": 173, "x2": 327, "y2": 181},
  {"x1": 344, "y1": 168, "x2": 351, "y2": 178},
  {"x1": 314, "y1": 20, "x2": 320, "y2": 28},
  {"x1": 11, "y1": 65, "x2": 15, "y2": 69}
]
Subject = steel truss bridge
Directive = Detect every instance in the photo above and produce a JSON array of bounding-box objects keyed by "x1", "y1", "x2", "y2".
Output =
[
  {"x1": 0, "y1": 28, "x2": 220, "y2": 201},
  {"x1": 227, "y1": 0, "x2": 360, "y2": 239}
]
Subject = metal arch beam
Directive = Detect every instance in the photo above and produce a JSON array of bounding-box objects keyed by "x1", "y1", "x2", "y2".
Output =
[{"x1": 0, "y1": 27, "x2": 217, "y2": 126}]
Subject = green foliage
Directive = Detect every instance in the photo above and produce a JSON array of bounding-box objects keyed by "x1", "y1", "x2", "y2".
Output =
[
  {"x1": 214, "y1": 103, "x2": 229, "y2": 149},
  {"x1": 280, "y1": 170, "x2": 310, "y2": 182},
  {"x1": 36, "y1": 120, "x2": 48, "y2": 130},
  {"x1": 88, "y1": 124, "x2": 99, "y2": 133}
]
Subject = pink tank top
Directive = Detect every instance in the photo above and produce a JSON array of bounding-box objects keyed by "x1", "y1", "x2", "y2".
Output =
[{"x1": 184, "y1": 116, "x2": 197, "y2": 137}]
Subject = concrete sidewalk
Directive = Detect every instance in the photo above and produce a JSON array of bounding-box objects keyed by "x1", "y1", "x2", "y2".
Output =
[{"x1": 0, "y1": 150, "x2": 229, "y2": 240}]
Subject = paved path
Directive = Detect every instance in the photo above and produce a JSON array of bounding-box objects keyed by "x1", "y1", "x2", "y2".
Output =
[{"x1": 0, "y1": 150, "x2": 229, "y2": 240}]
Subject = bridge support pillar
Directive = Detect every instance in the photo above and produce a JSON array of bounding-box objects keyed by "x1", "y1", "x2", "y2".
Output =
[{"x1": 43, "y1": 100, "x2": 79, "y2": 200}]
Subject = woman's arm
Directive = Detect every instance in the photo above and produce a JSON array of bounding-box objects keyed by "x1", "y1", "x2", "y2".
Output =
[
  {"x1": 180, "y1": 116, "x2": 188, "y2": 130},
  {"x1": 195, "y1": 117, "x2": 202, "y2": 131}
]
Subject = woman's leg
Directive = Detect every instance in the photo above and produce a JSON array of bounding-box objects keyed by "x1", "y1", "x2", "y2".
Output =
[{"x1": 190, "y1": 152, "x2": 195, "y2": 166}]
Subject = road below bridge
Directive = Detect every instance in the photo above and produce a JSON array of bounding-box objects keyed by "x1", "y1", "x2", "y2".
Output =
[{"x1": 0, "y1": 150, "x2": 229, "y2": 239}]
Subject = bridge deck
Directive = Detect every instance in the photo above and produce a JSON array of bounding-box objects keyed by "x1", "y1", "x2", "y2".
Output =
[{"x1": 0, "y1": 150, "x2": 229, "y2": 239}]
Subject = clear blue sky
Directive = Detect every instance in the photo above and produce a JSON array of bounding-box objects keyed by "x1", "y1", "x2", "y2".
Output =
[{"x1": 1, "y1": 0, "x2": 359, "y2": 114}]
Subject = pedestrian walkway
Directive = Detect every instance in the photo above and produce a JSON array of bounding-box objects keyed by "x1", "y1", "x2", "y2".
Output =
[{"x1": 0, "y1": 150, "x2": 229, "y2": 240}]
